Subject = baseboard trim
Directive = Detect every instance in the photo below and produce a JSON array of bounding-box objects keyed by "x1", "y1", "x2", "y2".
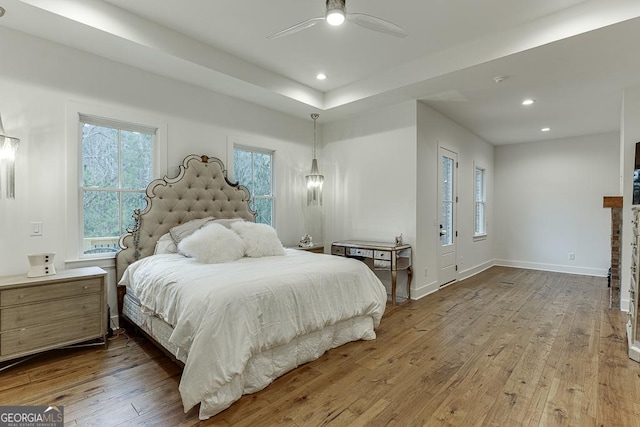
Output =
[
  {"x1": 459, "y1": 260, "x2": 494, "y2": 281},
  {"x1": 493, "y1": 259, "x2": 607, "y2": 277},
  {"x1": 411, "y1": 280, "x2": 439, "y2": 300}
]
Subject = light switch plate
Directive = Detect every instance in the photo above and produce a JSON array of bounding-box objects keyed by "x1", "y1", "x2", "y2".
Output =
[{"x1": 30, "y1": 222, "x2": 43, "y2": 236}]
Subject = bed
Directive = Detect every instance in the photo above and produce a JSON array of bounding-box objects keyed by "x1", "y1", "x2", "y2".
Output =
[{"x1": 115, "y1": 154, "x2": 387, "y2": 420}]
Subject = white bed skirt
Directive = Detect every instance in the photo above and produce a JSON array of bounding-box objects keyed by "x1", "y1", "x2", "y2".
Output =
[{"x1": 122, "y1": 293, "x2": 377, "y2": 419}]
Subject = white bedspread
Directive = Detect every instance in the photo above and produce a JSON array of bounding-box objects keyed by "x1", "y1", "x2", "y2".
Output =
[{"x1": 119, "y1": 249, "x2": 387, "y2": 419}]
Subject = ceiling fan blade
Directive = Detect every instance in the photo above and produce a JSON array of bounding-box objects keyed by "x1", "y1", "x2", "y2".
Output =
[
  {"x1": 267, "y1": 17, "x2": 324, "y2": 39},
  {"x1": 347, "y1": 13, "x2": 407, "y2": 38}
]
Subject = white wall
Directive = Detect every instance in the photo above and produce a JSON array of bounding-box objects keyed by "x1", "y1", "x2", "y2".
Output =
[
  {"x1": 417, "y1": 102, "x2": 495, "y2": 298},
  {"x1": 494, "y1": 132, "x2": 619, "y2": 277},
  {"x1": 322, "y1": 101, "x2": 494, "y2": 300},
  {"x1": 323, "y1": 101, "x2": 417, "y2": 297},
  {"x1": 0, "y1": 26, "x2": 318, "y2": 323}
]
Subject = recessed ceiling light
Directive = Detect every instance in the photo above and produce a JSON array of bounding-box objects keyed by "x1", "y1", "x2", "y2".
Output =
[
  {"x1": 541, "y1": 127, "x2": 551, "y2": 132},
  {"x1": 0, "y1": 7, "x2": 5, "y2": 17},
  {"x1": 316, "y1": 73, "x2": 327, "y2": 80},
  {"x1": 522, "y1": 99, "x2": 535, "y2": 106}
]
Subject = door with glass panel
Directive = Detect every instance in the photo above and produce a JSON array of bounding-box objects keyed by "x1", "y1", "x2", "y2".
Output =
[{"x1": 438, "y1": 146, "x2": 458, "y2": 286}]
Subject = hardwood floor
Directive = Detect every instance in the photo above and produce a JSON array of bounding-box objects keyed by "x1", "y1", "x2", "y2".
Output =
[{"x1": 1, "y1": 267, "x2": 639, "y2": 426}]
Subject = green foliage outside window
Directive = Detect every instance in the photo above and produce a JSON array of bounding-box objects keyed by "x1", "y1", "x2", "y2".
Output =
[
  {"x1": 81, "y1": 122, "x2": 153, "y2": 254},
  {"x1": 233, "y1": 147, "x2": 274, "y2": 225}
]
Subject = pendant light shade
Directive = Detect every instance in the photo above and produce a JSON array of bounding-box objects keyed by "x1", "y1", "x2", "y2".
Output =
[
  {"x1": 306, "y1": 113, "x2": 324, "y2": 206},
  {"x1": 0, "y1": 114, "x2": 20, "y2": 199}
]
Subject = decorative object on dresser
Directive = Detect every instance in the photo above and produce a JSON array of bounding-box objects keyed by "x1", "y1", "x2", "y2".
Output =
[
  {"x1": 299, "y1": 233, "x2": 313, "y2": 247},
  {"x1": 0, "y1": 266, "x2": 108, "y2": 370},
  {"x1": 628, "y1": 207, "x2": 640, "y2": 362},
  {"x1": 115, "y1": 154, "x2": 387, "y2": 420},
  {"x1": 26, "y1": 252, "x2": 56, "y2": 278},
  {"x1": 331, "y1": 240, "x2": 412, "y2": 305}
]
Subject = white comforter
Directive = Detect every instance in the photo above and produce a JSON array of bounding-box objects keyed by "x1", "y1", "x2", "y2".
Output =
[{"x1": 119, "y1": 249, "x2": 387, "y2": 419}]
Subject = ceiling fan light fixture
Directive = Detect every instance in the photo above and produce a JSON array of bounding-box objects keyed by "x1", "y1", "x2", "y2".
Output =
[
  {"x1": 325, "y1": 0, "x2": 346, "y2": 26},
  {"x1": 326, "y1": 9, "x2": 345, "y2": 26}
]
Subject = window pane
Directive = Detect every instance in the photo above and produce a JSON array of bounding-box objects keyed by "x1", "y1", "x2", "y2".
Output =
[
  {"x1": 233, "y1": 149, "x2": 254, "y2": 192},
  {"x1": 83, "y1": 190, "x2": 119, "y2": 255},
  {"x1": 254, "y1": 197, "x2": 273, "y2": 225},
  {"x1": 442, "y1": 157, "x2": 453, "y2": 202},
  {"x1": 82, "y1": 124, "x2": 118, "y2": 188},
  {"x1": 121, "y1": 130, "x2": 153, "y2": 190},
  {"x1": 122, "y1": 192, "x2": 147, "y2": 234},
  {"x1": 253, "y1": 152, "x2": 272, "y2": 196},
  {"x1": 442, "y1": 201, "x2": 453, "y2": 245}
]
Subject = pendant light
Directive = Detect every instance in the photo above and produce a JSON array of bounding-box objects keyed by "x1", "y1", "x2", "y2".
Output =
[
  {"x1": 0, "y1": 114, "x2": 20, "y2": 199},
  {"x1": 306, "y1": 113, "x2": 324, "y2": 206}
]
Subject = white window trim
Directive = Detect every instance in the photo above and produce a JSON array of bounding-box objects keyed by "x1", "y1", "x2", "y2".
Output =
[
  {"x1": 66, "y1": 101, "x2": 167, "y2": 263},
  {"x1": 473, "y1": 162, "x2": 487, "y2": 241},
  {"x1": 228, "y1": 137, "x2": 276, "y2": 227}
]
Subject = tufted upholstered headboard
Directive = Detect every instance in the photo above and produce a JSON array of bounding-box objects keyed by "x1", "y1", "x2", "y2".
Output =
[{"x1": 115, "y1": 154, "x2": 256, "y2": 285}]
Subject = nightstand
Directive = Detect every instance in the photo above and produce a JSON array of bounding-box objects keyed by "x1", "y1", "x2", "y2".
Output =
[
  {"x1": 292, "y1": 244, "x2": 325, "y2": 254},
  {"x1": 0, "y1": 266, "x2": 108, "y2": 365}
]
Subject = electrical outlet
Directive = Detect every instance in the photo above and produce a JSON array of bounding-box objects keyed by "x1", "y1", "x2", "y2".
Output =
[
  {"x1": 424, "y1": 268, "x2": 428, "y2": 277},
  {"x1": 568, "y1": 253, "x2": 575, "y2": 261},
  {"x1": 30, "y1": 222, "x2": 43, "y2": 236}
]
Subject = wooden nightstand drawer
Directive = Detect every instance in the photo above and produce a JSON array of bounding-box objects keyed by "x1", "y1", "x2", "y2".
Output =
[
  {"x1": 1, "y1": 294, "x2": 102, "y2": 331},
  {"x1": 0, "y1": 267, "x2": 107, "y2": 364},
  {"x1": 1, "y1": 314, "x2": 102, "y2": 357},
  {"x1": 1, "y1": 278, "x2": 102, "y2": 307}
]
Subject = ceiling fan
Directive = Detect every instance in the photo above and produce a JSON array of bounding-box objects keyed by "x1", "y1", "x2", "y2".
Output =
[{"x1": 267, "y1": 0, "x2": 408, "y2": 39}]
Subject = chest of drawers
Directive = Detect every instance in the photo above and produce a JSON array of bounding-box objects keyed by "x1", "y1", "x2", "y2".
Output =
[{"x1": 0, "y1": 267, "x2": 107, "y2": 363}]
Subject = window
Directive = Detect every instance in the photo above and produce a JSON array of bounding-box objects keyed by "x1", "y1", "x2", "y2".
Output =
[
  {"x1": 80, "y1": 115, "x2": 156, "y2": 255},
  {"x1": 474, "y1": 165, "x2": 487, "y2": 237},
  {"x1": 233, "y1": 146, "x2": 274, "y2": 226}
]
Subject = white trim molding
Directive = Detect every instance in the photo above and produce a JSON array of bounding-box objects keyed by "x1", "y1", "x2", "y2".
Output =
[{"x1": 494, "y1": 259, "x2": 608, "y2": 277}]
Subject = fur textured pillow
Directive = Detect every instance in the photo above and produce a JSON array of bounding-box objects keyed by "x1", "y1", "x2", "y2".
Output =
[
  {"x1": 178, "y1": 223, "x2": 245, "y2": 264},
  {"x1": 231, "y1": 221, "x2": 285, "y2": 258}
]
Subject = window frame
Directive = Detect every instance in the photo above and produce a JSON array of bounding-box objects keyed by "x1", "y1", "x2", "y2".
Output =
[
  {"x1": 231, "y1": 143, "x2": 276, "y2": 227},
  {"x1": 66, "y1": 102, "x2": 167, "y2": 262},
  {"x1": 474, "y1": 163, "x2": 487, "y2": 239},
  {"x1": 79, "y1": 115, "x2": 157, "y2": 257}
]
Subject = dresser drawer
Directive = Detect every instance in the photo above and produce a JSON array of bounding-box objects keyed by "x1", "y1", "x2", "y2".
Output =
[
  {"x1": 331, "y1": 245, "x2": 345, "y2": 256},
  {"x1": 374, "y1": 250, "x2": 392, "y2": 261},
  {"x1": 0, "y1": 278, "x2": 102, "y2": 307},
  {"x1": 1, "y1": 294, "x2": 102, "y2": 331},
  {"x1": 1, "y1": 314, "x2": 102, "y2": 357}
]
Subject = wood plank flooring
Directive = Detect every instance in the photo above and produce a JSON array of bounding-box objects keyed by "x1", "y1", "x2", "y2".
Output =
[{"x1": 1, "y1": 266, "x2": 639, "y2": 426}]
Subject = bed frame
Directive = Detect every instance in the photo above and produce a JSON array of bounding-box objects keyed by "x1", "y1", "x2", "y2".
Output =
[{"x1": 116, "y1": 154, "x2": 256, "y2": 324}]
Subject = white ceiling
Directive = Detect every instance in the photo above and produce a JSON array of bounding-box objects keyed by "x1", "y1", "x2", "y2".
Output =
[{"x1": 2, "y1": 0, "x2": 640, "y2": 145}]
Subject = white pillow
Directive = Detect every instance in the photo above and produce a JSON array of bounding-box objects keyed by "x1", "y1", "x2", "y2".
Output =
[
  {"x1": 231, "y1": 222, "x2": 285, "y2": 258},
  {"x1": 178, "y1": 223, "x2": 245, "y2": 264},
  {"x1": 154, "y1": 232, "x2": 177, "y2": 254}
]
